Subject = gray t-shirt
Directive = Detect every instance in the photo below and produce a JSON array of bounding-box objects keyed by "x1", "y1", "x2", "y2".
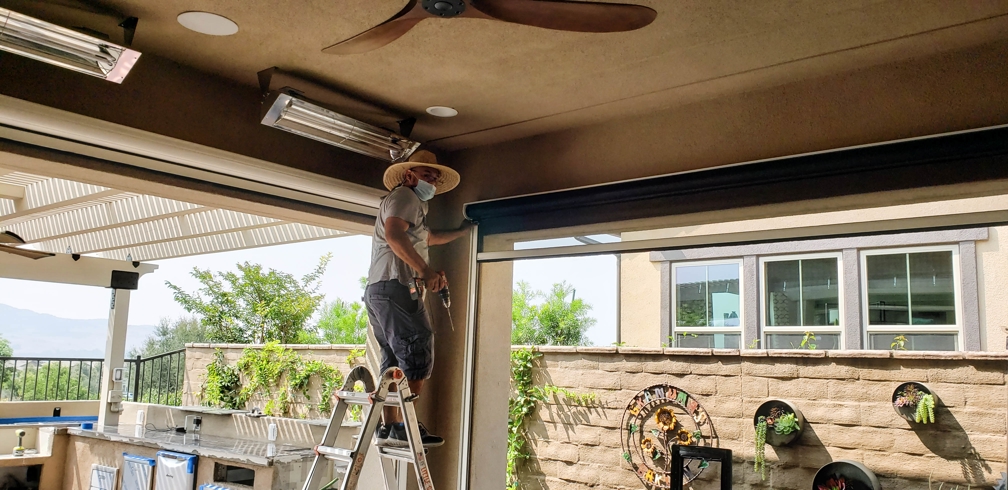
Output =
[{"x1": 367, "y1": 186, "x2": 429, "y2": 286}]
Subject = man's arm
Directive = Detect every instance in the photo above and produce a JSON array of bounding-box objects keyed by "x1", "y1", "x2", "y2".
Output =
[
  {"x1": 428, "y1": 221, "x2": 474, "y2": 246},
  {"x1": 385, "y1": 216, "x2": 446, "y2": 291}
]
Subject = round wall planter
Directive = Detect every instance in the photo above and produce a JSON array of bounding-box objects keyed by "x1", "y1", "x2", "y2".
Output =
[
  {"x1": 753, "y1": 399, "x2": 804, "y2": 447},
  {"x1": 812, "y1": 460, "x2": 882, "y2": 490},
  {"x1": 891, "y1": 382, "x2": 935, "y2": 423}
]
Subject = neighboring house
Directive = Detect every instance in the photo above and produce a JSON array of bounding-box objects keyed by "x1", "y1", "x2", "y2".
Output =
[{"x1": 619, "y1": 195, "x2": 1008, "y2": 351}]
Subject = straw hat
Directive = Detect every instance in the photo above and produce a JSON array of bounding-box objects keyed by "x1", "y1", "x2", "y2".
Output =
[{"x1": 382, "y1": 150, "x2": 460, "y2": 195}]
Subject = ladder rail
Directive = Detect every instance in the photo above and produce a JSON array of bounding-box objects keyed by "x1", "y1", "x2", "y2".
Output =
[{"x1": 302, "y1": 366, "x2": 435, "y2": 490}]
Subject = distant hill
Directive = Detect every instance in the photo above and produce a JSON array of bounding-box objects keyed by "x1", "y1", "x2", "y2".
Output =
[{"x1": 0, "y1": 304, "x2": 156, "y2": 358}]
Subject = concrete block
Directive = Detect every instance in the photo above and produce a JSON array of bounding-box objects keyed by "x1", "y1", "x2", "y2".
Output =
[
  {"x1": 598, "y1": 358, "x2": 643, "y2": 373},
  {"x1": 673, "y1": 375, "x2": 717, "y2": 396},
  {"x1": 534, "y1": 442, "x2": 580, "y2": 463},
  {"x1": 767, "y1": 378, "x2": 831, "y2": 400},
  {"x1": 801, "y1": 400, "x2": 861, "y2": 425},
  {"x1": 705, "y1": 396, "x2": 744, "y2": 418},
  {"x1": 928, "y1": 365, "x2": 1005, "y2": 385},
  {"x1": 578, "y1": 445, "x2": 624, "y2": 466},
  {"x1": 715, "y1": 376, "x2": 743, "y2": 397},
  {"x1": 690, "y1": 358, "x2": 743, "y2": 376},
  {"x1": 797, "y1": 361, "x2": 859, "y2": 380},
  {"x1": 826, "y1": 379, "x2": 892, "y2": 403},
  {"x1": 582, "y1": 375, "x2": 622, "y2": 391},
  {"x1": 742, "y1": 361, "x2": 799, "y2": 378},
  {"x1": 641, "y1": 358, "x2": 692, "y2": 375},
  {"x1": 556, "y1": 462, "x2": 603, "y2": 486},
  {"x1": 741, "y1": 376, "x2": 769, "y2": 398}
]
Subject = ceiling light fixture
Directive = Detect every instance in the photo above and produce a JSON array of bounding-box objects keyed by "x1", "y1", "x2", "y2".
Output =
[
  {"x1": 0, "y1": 7, "x2": 141, "y2": 83},
  {"x1": 262, "y1": 89, "x2": 420, "y2": 162},
  {"x1": 426, "y1": 106, "x2": 458, "y2": 118},
  {"x1": 177, "y1": 11, "x2": 238, "y2": 36}
]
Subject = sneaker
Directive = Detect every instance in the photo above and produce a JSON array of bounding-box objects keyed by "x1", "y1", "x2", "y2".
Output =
[
  {"x1": 384, "y1": 423, "x2": 444, "y2": 448},
  {"x1": 374, "y1": 424, "x2": 392, "y2": 447},
  {"x1": 416, "y1": 422, "x2": 444, "y2": 448}
]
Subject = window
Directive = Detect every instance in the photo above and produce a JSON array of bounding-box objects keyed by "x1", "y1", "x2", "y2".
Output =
[
  {"x1": 761, "y1": 253, "x2": 842, "y2": 349},
  {"x1": 672, "y1": 260, "x2": 742, "y2": 348},
  {"x1": 862, "y1": 246, "x2": 960, "y2": 351}
]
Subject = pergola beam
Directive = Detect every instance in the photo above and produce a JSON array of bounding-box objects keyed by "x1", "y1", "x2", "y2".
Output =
[
  {"x1": 93, "y1": 222, "x2": 352, "y2": 261},
  {"x1": 0, "y1": 248, "x2": 157, "y2": 287},
  {"x1": 7, "y1": 193, "x2": 205, "y2": 244},
  {"x1": 0, "y1": 182, "x2": 24, "y2": 200}
]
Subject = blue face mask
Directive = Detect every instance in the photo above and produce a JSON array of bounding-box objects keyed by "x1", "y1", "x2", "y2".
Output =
[{"x1": 413, "y1": 179, "x2": 436, "y2": 201}]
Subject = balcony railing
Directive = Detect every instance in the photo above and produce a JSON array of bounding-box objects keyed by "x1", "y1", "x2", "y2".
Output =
[{"x1": 0, "y1": 349, "x2": 185, "y2": 405}]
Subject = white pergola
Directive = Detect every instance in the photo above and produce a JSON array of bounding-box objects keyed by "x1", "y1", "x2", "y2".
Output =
[
  {"x1": 0, "y1": 167, "x2": 363, "y2": 427},
  {"x1": 0, "y1": 169, "x2": 353, "y2": 261}
]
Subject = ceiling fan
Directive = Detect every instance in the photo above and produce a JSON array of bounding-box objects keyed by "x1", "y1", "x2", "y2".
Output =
[{"x1": 324, "y1": 0, "x2": 657, "y2": 55}]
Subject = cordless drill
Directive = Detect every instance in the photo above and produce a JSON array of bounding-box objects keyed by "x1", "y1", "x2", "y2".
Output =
[{"x1": 409, "y1": 277, "x2": 450, "y2": 308}]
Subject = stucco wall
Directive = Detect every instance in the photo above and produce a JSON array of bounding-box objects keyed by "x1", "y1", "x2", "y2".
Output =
[
  {"x1": 619, "y1": 253, "x2": 661, "y2": 347},
  {"x1": 518, "y1": 347, "x2": 1008, "y2": 490},
  {"x1": 618, "y1": 217, "x2": 1008, "y2": 351}
]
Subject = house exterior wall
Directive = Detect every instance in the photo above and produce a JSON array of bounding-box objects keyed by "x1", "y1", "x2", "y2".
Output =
[
  {"x1": 619, "y1": 198, "x2": 1008, "y2": 351},
  {"x1": 518, "y1": 347, "x2": 1008, "y2": 490}
]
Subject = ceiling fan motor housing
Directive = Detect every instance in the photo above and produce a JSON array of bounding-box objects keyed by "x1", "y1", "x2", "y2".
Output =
[{"x1": 423, "y1": 0, "x2": 466, "y2": 17}]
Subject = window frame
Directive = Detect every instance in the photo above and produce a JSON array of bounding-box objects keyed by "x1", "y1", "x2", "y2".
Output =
[
  {"x1": 859, "y1": 244, "x2": 963, "y2": 351},
  {"x1": 759, "y1": 251, "x2": 845, "y2": 348},
  {"x1": 670, "y1": 259, "x2": 745, "y2": 345}
]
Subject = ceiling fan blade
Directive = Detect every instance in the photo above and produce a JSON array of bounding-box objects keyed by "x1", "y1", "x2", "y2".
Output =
[
  {"x1": 323, "y1": 0, "x2": 427, "y2": 55},
  {"x1": 0, "y1": 245, "x2": 54, "y2": 260},
  {"x1": 470, "y1": 0, "x2": 656, "y2": 33}
]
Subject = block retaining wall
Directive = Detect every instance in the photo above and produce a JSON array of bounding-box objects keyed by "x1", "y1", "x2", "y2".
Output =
[{"x1": 521, "y1": 347, "x2": 1008, "y2": 490}]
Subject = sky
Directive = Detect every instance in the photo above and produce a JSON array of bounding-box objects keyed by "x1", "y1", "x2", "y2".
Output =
[{"x1": 0, "y1": 233, "x2": 618, "y2": 351}]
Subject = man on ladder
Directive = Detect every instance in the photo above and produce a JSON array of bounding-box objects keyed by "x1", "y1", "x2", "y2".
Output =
[{"x1": 365, "y1": 149, "x2": 470, "y2": 449}]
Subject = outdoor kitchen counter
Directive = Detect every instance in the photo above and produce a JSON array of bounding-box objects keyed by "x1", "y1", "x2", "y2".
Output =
[{"x1": 66, "y1": 424, "x2": 316, "y2": 467}]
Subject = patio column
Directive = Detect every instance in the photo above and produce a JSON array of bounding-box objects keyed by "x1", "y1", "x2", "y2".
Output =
[{"x1": 98, "y1": 288, "x2": 131, "y2": 427}]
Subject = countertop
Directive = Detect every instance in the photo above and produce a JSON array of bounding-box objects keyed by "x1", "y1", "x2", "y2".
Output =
[{"x1": 67, "y1": 425, "x2": 316, "y2": 466}]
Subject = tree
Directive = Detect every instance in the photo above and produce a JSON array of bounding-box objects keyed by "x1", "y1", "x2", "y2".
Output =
[
  {"x1": 316, "y1": 299, "x2": 368, "y2": 344},
  {"x1": 129, "y1": 316, "x2": 210, "y2": 358},
  {"x1": 167, "y1": 255, "x2": 331, "y2": 344},
  {"x1": 511, "y1": 281, "x2": 596, "y2": 346},
  {"x1": 0, "y1": 334, "x2": 11, "y2": 357}
]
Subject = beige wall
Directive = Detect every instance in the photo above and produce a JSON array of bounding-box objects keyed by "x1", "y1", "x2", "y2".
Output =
[
  {"x1": 0, "y1": 400, "x2": 98, "y2": 418},
  {"x1": 977, "y1": 227, "x2": 1008, "y2": 352},
  {"x1": 519, "y1": 347, "x2": 1008, "y2": 490},
  {"x1": 619, "y1": 253, "x2": 661, "y2": 348}
]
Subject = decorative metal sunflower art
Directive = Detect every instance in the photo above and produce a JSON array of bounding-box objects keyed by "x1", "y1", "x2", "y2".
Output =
[{"x1": 620, "y1": 384, "x2": 719, "y2": 489}]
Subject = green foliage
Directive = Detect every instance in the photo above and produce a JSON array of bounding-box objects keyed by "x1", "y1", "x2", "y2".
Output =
[
  {"x1": 130, "y1": 316, "x2": 209, "y2": 358},
  {"x1": 202, "y1": 350, "x2": 243, "y2": 410},
  {"x1": 754, "y1": 416, "x2": 767, "y2": 480},
  {"x1": 201, "y1": 343, "x2": 343, "y2": 418},
  {"x1": 747, "y1": 338, "x2": 761, "y2": 349},
  {"x1": 167, "y1": 255, "x2": 331, "y2": 344},
  {"x1": 0, "y1": 334, "x2": 11, "y2": 357},
  {"x1": 916, "y1": 394, "x2": 936, "y2": 424},
  {"x1": 507, "y1": 348, "x2": 595, "y2": 490},
  {"x1": 891, "y1": 334, "x2": 908, "y2": 350},
  {"x1": 799, "y1": 331, "x2": 817, "y2": 350},
  {"x1": 511, "y1": 281, "x2": 596, "y2": 346},
  {"x1": 773, "y1": 412, "x2": 800, "y2": 435},
  {"x1": 346, "y1": 348, "x2": 366, "y2": 366},
  {"x1": 316, "y1": 299, "x2": 368, "y2": 344},
  {"x1": 673, "y1": 331, "x2": 699, "y2": 347}
]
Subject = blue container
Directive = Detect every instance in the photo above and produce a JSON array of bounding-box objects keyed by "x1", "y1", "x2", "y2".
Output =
[{"x1": 80, "y1": 422, "x2": 94, "y2": 430}]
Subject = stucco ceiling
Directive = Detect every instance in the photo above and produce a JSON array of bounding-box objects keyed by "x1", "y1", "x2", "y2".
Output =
[{"x1": 4, "y1": 0, "x2": 1008, "y2": 151}]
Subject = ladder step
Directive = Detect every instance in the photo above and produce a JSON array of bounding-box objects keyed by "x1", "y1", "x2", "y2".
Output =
[
  {"x1": 316, "y1": 445, "x2": 355, "y2": 464},
  {"x1": 381, "y1": 392, "x2": 417, "y2": 404},
  {"x1": 377, "y1": 446, "x2": 418, "y2": 463},
  {"x1": 335, "y1": 391, "x2": 373, "y2": 405}
]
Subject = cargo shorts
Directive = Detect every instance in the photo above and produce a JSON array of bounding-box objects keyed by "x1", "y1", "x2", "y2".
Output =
[{"x1": 364, "y1": 280, "x2": 434, "y2": 381}]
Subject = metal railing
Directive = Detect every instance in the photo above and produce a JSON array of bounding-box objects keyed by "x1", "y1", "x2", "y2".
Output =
[
  {"x1": 0, "y1": 349, "x2": 185, "y2": 405},
  {"x1": 123, "y1": 349, "x2": 186, "y2": 406}
]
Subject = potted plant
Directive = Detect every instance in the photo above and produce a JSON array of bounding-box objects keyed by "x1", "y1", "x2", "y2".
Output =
[
  {"x1": 812, "y1": 460, "x2": 882, "y2": 490},
  {"x1": 752, "y1": 399, "x2": 804, "y2": 480},
  {"x1": 892, "y1": 382, "x2": 936, "y2": 424}
]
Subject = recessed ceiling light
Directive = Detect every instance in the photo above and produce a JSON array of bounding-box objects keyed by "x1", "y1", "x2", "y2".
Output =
[
  {"x1": 426, "y1": 106, "x2": 458, "y2": 118},
  {"x1": 177, "y1": 12, "x2": 239, "y2": 36}
]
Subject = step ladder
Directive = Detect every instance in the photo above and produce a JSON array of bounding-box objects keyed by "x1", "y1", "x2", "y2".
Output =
[{"x1": 303, "y1": 366, "x2": 435, "y2": 490}]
